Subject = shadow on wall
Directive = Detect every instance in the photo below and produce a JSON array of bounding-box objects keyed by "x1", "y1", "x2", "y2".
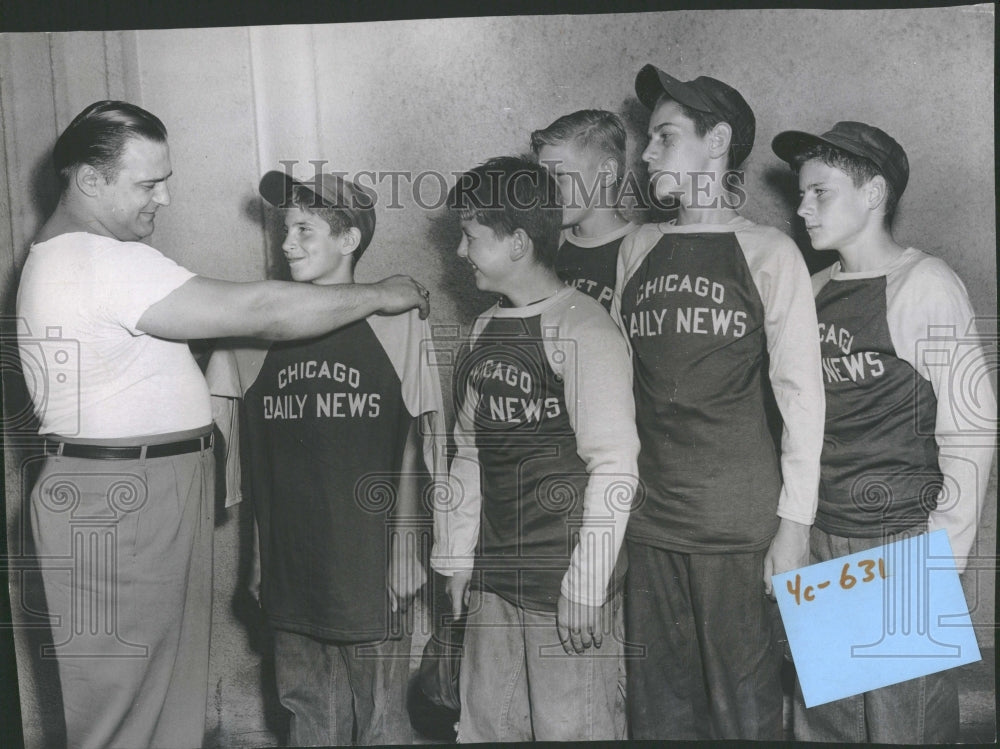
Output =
[{"x1": 1, "y1": 274, "x2": 66, "y2": 749}]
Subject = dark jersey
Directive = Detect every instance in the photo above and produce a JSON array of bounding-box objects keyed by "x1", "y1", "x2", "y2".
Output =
[
  {"x1": 207, "y1": 310, "x2": 445, "y2": 641},
  {"x1": 244, "y1": 320, "x2": 409, "y2": 640},
  {"x1": 556, "y1": 223, "x2": 637, "y2": 311},
  {"x1": 811, "y1": 248, "x2": 995, "y2": 550},
  {"x1": 614, "y1": 219, "x2": 824, "y2": 553},
  {"x1": 439, "y1": 287, "x2": 639, "y2": 611}
]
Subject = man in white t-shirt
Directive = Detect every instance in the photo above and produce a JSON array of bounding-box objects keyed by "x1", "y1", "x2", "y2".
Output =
[{"x1": 14, "y1": 100, "x2": 430, "y2": 749}]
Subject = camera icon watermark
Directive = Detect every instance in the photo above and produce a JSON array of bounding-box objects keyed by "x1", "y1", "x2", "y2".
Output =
[
  {"x1": 421, "y1": 322, "x2": 581, "y2": 443},
  {"x1": 913, "y1": 317, "x2": 997, "y2": 439},
  {"x1": 24, "y1": 468, "x2": 151, "y2": 659},
  {"x1": 1, "y1": 317, "x2": 81, "y2": 437}
]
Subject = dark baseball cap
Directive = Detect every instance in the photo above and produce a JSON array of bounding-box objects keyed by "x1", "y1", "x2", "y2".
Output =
[
  {"x1": 259, "y1": 169, "x2": 377, "y2": 251},
  {"x1": 771, "y1": 121, "x2": 909, "y2": 197},
  {"x1": 635, "y1": 63, "x2": 756, "y2": 168}
]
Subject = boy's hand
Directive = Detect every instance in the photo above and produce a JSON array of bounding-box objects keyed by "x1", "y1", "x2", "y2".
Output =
[
  {"x1": 388, "y1": 537, "x2": 427, "y2": 613},
  {"x1": 763, "y1": 518, "x2": 810, "y2": 598},
  {"x1": 373, "y1": 275, "x2": 431, "y2": 319},
  {"x1": 445, "y1": 570, "x2": 473, "y2": 619},
  {"x1": 557, "y1": 593, "x2": 611, "y2": 655}
]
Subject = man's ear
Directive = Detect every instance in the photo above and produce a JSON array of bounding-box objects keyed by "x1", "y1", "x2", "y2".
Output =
[
  {"x1": 865, "y1": 175, "x2": 888, "y2": 214},
  {"x1": 75, "y1": 164, "x2": 103, "y2": 197},
  {"x1": 339, "y1": 227, "x2": 361, "y2": 256},
  {"x1": 509, "y1": 227, "x2": 531, "y2": 261},
  {"x1": 707, "y1": 122, "x2": 733, "y2": 161}
]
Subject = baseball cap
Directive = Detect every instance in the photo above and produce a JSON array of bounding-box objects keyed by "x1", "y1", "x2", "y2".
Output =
[
  {"x1": 771, "y1": 121, "x2": 909, "y2": 197},
  {"x1": 258, "y1": 169, "x2": 377, "y2": 251},
  {"x1": 635, "y1": 63, "x2": 756, "y2": 168}
]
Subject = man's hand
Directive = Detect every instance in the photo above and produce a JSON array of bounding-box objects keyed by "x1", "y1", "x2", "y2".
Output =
[
  {"x1": 445, "y1": 570, "x2": 473, "y2": 619},
  {"x1": 373, "y1": 275, "x2": 431, "y2": 319},
  {"x1": 763, "y1": 518, "x2": 810, "y2": 597},
  {"x1": 388, "y1": 536, "x2": 427, "y2": 613},
  {"x1": 556, "y1": 593, "x2": 611, "y2": 655}
]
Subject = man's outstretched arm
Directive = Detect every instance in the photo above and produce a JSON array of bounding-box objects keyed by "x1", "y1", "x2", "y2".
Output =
[{"x1": 138, "y1": 274, "x2": 430, "y2": 340}]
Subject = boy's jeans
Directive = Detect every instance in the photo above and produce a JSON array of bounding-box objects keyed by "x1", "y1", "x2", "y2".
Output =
[
  {"x1": 792, "y1": 525, "x2": 960, "y2": 743},
  {"x1": 457, "y1": 589, "x2": 624, "y2": 742},
  {"x1": 273, "y1": 625, "x2": 413, "y2": 746}
]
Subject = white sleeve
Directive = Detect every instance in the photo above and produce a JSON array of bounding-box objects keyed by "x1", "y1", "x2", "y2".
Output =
[
  {"x1": 887, "y1": 259, "x2": 996, "y2": 573},
  {"x1": 206, "y1": 347, "x2": 244, "y2": 508},
  {"x1": 550, "y1": 303, "x2": 640, "y2": 607},
  {"x1": 742, "y1": 227, "x2": 825, "y2": 525},
  {"x1": 204, "y1": 342, "x2": 269, "y2": 508},
  {"x1": 367, "y1": 311, "x2": 449, "y2": 499},
  {"x1": 430, "y1": 319, "x2": 488, "y2": 576}
]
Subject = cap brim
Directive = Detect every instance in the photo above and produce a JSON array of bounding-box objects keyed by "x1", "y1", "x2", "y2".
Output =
[
  {"x1": 771, "y1": 130, "x2": 833, "y2": 165},
  {"x1": 635, "y1": 64, "x2": 709, "y2": 112},
  {"x1": 259, "y1": 170, "x2": 314, "y2": 207}
]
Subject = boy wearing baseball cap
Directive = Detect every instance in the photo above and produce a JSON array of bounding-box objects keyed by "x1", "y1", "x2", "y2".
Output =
[
  {"x1": 530, "y1": 109, "x2": 639, "y2": 312},
  {"x1": 772, "y1": 122, "x2": 996, "y2": 742},
  {"x1": 613, "y1": 64, "x2": 825, "y2": 739},
  {"x1": 207, "y1": 170, "x2": 445, "y2": 745}
]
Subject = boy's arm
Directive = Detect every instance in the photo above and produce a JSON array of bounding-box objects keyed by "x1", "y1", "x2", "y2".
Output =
[
  {"x1": 430, "y1": 324, "x2": 486, "y2": 617},
  {"x1": 890, "y1": 261, "x2": 996, "y2": 573},
  {"x1": 554, "y1": 309, "x2": 640, "y2": 609},
  {"x1": 436, "y1": 380, "x2": 482, "y2": 618},
  {"x1": 742, "y1": 229, "x2": 825, "y2": 591},
  {"x1": 388, "y1": 419, "x2": 428, "y2": 612}
]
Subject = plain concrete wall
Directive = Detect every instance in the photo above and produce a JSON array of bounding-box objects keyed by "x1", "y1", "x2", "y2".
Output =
[{"x1": 1, "y1": 8, "x2": 995, "y2": 747}]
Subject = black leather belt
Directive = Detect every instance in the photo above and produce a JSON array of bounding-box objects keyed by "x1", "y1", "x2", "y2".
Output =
[{"x1": 45, "y1": 433, "x2": 213, "y2": 460}]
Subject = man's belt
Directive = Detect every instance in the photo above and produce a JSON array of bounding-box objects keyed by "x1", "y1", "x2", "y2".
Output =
[{"x1": 44, "y1": 433, "x2": 214, "y2": 460}]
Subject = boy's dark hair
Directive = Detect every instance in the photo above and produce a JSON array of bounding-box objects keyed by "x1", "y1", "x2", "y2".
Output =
[
  {"x1": 53, "y1": 100, "x2": 168, "y2": 189},
  {"x1": 530, "y1": 109, "x2": 627, "y2": 185},
  {"x1": 288, "y1": 180, "x2": 376, "y2": 265},
  {"x1": 792, "y1": 144, "x2": 899, "y2": 225},
  {"x1": 656, "y1": 93, "x2": 734, "y2": 170},
  {"x1": 448, "y1": 156, "x2": 561, "y2": 270}
]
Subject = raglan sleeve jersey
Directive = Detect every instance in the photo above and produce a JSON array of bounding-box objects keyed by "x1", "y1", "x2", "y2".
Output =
[
  {"x1": 431, "y1": 287, "x2": 639, "y2": 610},
  {"x1": 611, "y1": 219, "x2": 824, "y2": 553},
  {"x1": 813, "y1": 249, "x2": 995, "y2": 572}
]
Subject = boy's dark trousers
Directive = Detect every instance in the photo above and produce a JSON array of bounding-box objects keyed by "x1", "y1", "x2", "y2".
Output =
[{"x1": 625, "y1": 540, "x2": 784, "y2": 740}]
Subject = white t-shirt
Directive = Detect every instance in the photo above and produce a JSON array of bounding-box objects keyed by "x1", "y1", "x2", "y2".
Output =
[{"x1": 16, "y1": 232, "x2": 211, "y2": 438}]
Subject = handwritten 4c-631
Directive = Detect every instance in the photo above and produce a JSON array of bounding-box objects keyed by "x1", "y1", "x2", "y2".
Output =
[{"x1": 785, "y1": 557, "x2": 886, "y2": 605}]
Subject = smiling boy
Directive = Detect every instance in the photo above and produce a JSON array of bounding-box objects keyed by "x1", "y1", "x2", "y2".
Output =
[
  {"x1": 433, "y1": 156, "x2": 639, "y2": 741},
  {"x1": 531, "y1": 110, "x2": 638, "y2": 311},
  {"x1": 207, "y1": 171, "x2": 444, "y2": 746},
  {"x1": 772, "y1": 121, "x2": 996, "y2": 743},
  {"x1": 612, "y1": 65, "x2": 825, "y2": 740}
]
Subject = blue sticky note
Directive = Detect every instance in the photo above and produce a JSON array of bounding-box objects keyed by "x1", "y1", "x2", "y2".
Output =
[{"x1": 772, "y1": 530, "x2": 980, "y2": 707}]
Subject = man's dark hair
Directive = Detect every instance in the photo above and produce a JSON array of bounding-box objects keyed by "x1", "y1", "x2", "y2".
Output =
[
  {"x1": 792, "y1": 143, "x2": 899, "y2": 225},
  {"x1": 447, "y1": 156, "x2": 561, "y2": 270},
  {"x1": 53, "y1": 100, "x2": 168, "y2": 189}
]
